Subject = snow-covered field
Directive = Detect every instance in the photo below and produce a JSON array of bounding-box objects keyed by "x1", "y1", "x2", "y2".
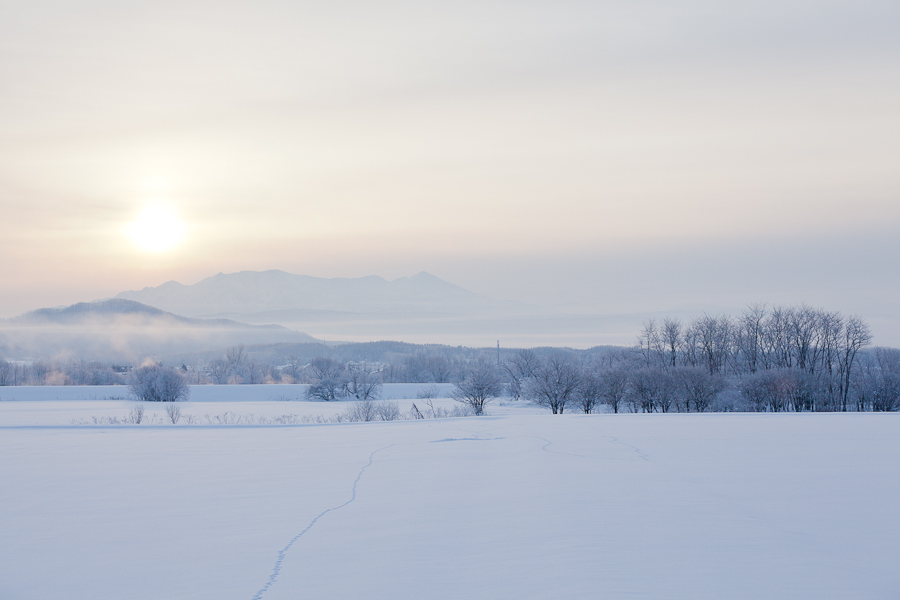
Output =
[
  {"x1": 2, "y1": 393, "x2": 899, "y2": 599},
  {"x1": 0, "y1": 383, "x2": 457, "y2": 403}
]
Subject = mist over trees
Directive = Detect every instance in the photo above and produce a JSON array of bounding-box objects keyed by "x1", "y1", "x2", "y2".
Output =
[{"x1": 1, "y1": 303, "x2": 898, "y2": 413}]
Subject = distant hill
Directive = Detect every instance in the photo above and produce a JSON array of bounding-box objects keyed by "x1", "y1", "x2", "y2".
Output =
[
  {"x1": 115, "y1": 270, "x2": 517, "y2": 317},
  {"x1": 13, "y1": 298, "x2": 299, "y2": 330},
  {"x1": 1, "y1": 299, "x2": 319, "y2": 362}
]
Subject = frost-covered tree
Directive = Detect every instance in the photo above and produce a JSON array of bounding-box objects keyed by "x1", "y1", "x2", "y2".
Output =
[
  {"x1": 574, "y1": 368, "x2": 604, "y2": 414},
  {"x1": 306, "y1": 357, "x2": 349, "y2": 401},
  {"x1": 628, "y1": 367, "x2": 674, "y2": 413},
  {"x1": 129, "y1": 364, "x2": 189, "y2": 402},
  {"x1": 0, "y1": 360, "x2": 15, "y2": 386},
  {"x1": 853, "y1": 348, "x2": 900, "y2": 412},
  {"x1": 452, "y1": 361, "x2": 503, "y2": 416},
  {"x1": 346, "y1": 364, "x2": 382, "y2": 400},
  {"x1": 524, "y1": 354, "x2": 582, "y2": 414},
  {"x1": 503, "y1": 349, "x2": 541, "y2": 400},
  {"x1": 672, "y1": 366, "x2": 724, "y2": 412},
  {"x1": 599, "y1": 367, "x2": 630, "y2": 414}
]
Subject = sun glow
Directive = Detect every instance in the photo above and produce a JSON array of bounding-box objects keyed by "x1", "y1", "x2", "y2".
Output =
[{"x1": 127, "y1": 205, "x2": 186, "y2": 253}]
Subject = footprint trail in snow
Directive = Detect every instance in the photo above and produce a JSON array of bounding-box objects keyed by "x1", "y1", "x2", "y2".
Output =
[{"x1": 250, "y1": 443, "x2": 395, "y2": 600}]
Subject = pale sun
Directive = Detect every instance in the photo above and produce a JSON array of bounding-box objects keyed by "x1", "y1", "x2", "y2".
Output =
[{"x1": 127, "y1": 206, "x2": 186, "y2": 253}]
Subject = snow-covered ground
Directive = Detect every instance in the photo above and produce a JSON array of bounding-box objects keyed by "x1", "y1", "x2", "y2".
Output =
[
  {"x1": 0, "y1": 385, "x2": 537, "y2": 426},
  {"x1": 1, "y1": 397, "x2": 898, "y2": 599},
  {"x1": 0, "y1": 383, "x2": 457, "y2": 403}
]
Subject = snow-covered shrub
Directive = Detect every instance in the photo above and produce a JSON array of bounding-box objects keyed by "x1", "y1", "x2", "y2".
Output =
[
  {"x1": 165, "y1": 404, "x2": 182, "y2": 424},
  {"x1": 130, "y1": 364, "x2": 189, "y2": 402},
  {"x1": 375, "y1": 400, "x2": 401, "y2": 421},
  {"x1": 126, "y1": 404, "x2": 145, "y2": 424},
  {"x1": 344, "y1": 400, "x2": 379, "y2": 422}
]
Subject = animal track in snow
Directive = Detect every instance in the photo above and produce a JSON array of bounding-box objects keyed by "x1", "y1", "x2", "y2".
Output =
[{"x1": 250, "y1": 444, "x2": 395, "y2": 600}]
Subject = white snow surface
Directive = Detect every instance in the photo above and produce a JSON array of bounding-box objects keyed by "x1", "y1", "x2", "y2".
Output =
[
  {"x1": 0, "y1": 383, "x2": 457, "y2": 403},
  {"x1": 1, "y1": 399, "x2": 899, "y2": 599}
]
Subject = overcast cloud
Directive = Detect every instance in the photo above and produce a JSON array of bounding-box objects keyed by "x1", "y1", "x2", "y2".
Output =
[{"x1": 1, "y1": 0, "x2": 898, "y2": 342}]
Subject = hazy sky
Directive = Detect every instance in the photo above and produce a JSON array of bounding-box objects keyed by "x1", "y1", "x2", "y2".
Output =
[{"x1": 2, "y1": 1, "x2": 899, "y2": 337}]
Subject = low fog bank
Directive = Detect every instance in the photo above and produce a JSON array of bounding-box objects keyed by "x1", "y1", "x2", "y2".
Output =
[
  {"x1": 0, "y1": 299, "x2": 318, "y2": 363},
  {"x1": 0, "y1": 322, "x2": 309, "y2": 363}
]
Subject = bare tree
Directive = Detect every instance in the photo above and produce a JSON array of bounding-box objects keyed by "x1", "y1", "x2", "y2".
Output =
[
  {"x1": 524, "y1": 354, "x2": 582, "y2": 414},
  {"x1": 740, "y1": 371, "x2": 774, "y2": 412},
  {"x1": 207, "y1": 358, "x2": 230, "y2": 385},
  {"x1": 661, "y1": 318, "x2": 682, "y2": 369},
  {"x1": 692, "y1": 314, "x2": 732, "y2": 375},
  {"x1": 628, "y1": 367, "x2": 674, "y2": 413},
  {"x1": 837, "y1": 316, "x2": 872, "y2": 411},
  {"x1": 739, "y1": 368, "x2": 802, "y2": 412},
  {"x1": 452, "y1": 361, "x2": 503, "y2": 416},
  {"x1": 735, "y1": 304, "x2": 766, "y2": 374},
  {"x1": 425, "y1": 354, "x2": 454, "y2": 383},
  {"x1": 503, "y1": 349, "x2": 540, "y2": 400},
  {"x1": 853, "y1": 348, "x2": 900, "y2": 412},
  {"x1": 574, "y1": 367, "x2": 603, "y2": 414},
  {"x1": 306, "y1": 357, "x2": 349, "y2": 401},
  {"x1": 599, "y1": 367, "x2": 630, "y2": 413},
  {"x1": 673, "y1": 366, "x2": 724, "y2": 412},
  {"x1": 346, "y1": 364, "x2": 382, "y2": 400},
  {"x1": 402, "y1": 352, "x2": 455, "y2": 383},
  {"x1": 165, "y1": 403, "x2": 182, "y2": 424},
  {"x1": 0, "y1": 360, "x2": 15, "y2": 386},
  {"x1": 638, "y1": 320, "x2": 665, "y2": 368},
  {"x1": 281, "y1": 355, "x2": 304, "y2": 383}
]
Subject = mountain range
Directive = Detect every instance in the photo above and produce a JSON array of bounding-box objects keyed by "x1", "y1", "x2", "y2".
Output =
[
  {"x1": 116, "y1": 270, "x2": 514, "y2": 318},
  {"x1": 1, "y1": 270, "x2": 741, "y2": 360}
]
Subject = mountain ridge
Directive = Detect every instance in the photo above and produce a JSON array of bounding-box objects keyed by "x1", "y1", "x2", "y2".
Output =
[
  {"x1": 114, "y1": 270, "x2": 515, "y2": 317},
  {"x1": 10, "y1": 298, "x2": 298, "y2": 331}
]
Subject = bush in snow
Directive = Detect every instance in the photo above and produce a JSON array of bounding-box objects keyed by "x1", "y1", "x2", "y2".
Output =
[
  {"x1": 129, "y1": 364, "x2": 190, "y2": 402},
  {"x1": 165, "y1": 404, "x2": 182, "y2": 424}
]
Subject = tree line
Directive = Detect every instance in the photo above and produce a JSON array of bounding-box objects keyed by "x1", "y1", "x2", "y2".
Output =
[
  {"x1": 486, "y1": 304, "x2": 895, "y2": 414},
  {"x1": 2, "y1": 304, "x2": 898, "y2": 413}
]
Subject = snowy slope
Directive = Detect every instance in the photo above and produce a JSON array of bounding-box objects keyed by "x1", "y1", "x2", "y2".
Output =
[{"x1": 1, "y1": 410, "x2": 898, "y2": 600}]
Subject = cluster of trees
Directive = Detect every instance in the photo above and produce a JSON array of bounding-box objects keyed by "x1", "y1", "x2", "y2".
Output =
[
  {"x1": 303, "y1": 357, "x2": 383, "y2": 401},
  {"x1": 187, "y1": 346, "x2": 462, "y2": 386},
  {"x1": 634, "y1": 305, "x2": 881, "y2": 412},
  {"x1": 380, "y1": 352, "x2": 457, "y2": 383},
  {"x1": 0, "y1": 359, "x2": 127, "y2": 386},
  {"x1": 206, "y1": 345, "x2": 268, "y2": 384},
  {"x1": 501, "y1": 351, "x2": 631, "y2": 414},
  {"x1": 449, "y1": 305, "x2": 898, "y2": 415},
  {"x1": 495, "y1": 305, "x2": 897, "y2": 414}
]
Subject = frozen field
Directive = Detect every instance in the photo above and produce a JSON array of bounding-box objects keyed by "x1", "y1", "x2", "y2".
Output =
[
  {"x1": 1, "y1": 397, "x2": 899, "y2": 599},
  {"x1": 0, "y1": 383, "x2": 457, "y2": 403}
]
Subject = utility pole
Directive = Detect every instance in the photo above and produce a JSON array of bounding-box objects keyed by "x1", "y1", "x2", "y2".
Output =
[{"x1": 497, "y1": 340, "x2": 500, "y2": 367}]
